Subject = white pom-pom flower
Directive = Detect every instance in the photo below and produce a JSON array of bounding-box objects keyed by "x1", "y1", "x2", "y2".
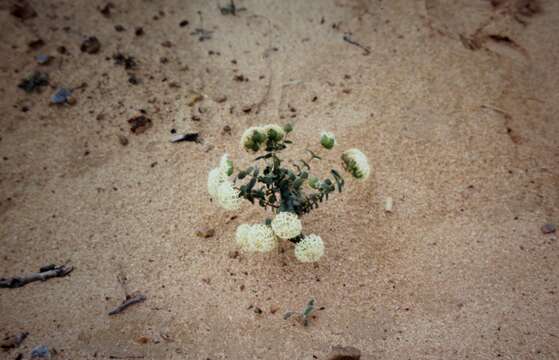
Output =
[
  {"x1": 217, "y1": 181, "x2": 242, "y2": 210},
  {"x1": 262, "y1": 124, "x2": 285, "y2": 142},
  {"x1": 294, "y1": 234, "x2": 325, "y2": 263},
  {"x1": 341, "y1": 148, "x2": 370, "y2": 180},
  {"x1": 240, "y1": 126, "x2": 267, "y2": 152},
  {"x1": 271, "y1": 212, "x2": 302, "y2": 240},
  {"x1": 207, "y1": 167, "x2": 226, "y2": 198},
  {"x1": 219, "y1": 153, "x2": 233, "y2": 176},
  {"x1": 245, "y1": 224, "x2": 277, "y2": 252},
  {"x1": 235, "y1": 223, "x2": 251, "y2": 251},
  {"x1": 320, "y1": 131, "x2": 336, "y2": 150}
]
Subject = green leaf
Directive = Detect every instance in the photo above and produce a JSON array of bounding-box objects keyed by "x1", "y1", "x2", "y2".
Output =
[
  {"x1": 293, "y1": 177, "x2": 305, "y2": 189},
  {"x1": 331, "y1": 169, "x2": 345, "y2": 193},
  {"x1": 254, "y1": 153, "x2": 273, "y2": 161},
  {"x1": 247, "y1": 176, "x2": 257, "y2": 192},
  {"x1": 237, "y1": 166, "x2": 254, "y2": 179},
  {"x1": 303, "y1": 299, "x2": 315, "y2": 317}
]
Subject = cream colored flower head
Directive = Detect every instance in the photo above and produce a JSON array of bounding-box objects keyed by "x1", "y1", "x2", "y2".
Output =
[
  {"x1": 235, "y1": 223, "x2": 251, "y2": 251},
  {"x1": 245, "y1": 224, "x2": 277, "y2": 252},
  {"x1": 207, "y1": 167, "x2": 226, "y2": 198},
  {"x1": 216, "y1": 181, "x2": 241, "y2": 210},
  {"x1": 219, "y1": 153, "x2": 233, "y2": 176},
  {"x1": 271, "y1": 212, "x2": 302, "y2": 240},
  {"x1": 320, "y1": 131, "x2": 336, "y2": 150},
  {"x1": 240, "y1": 126, "x2": 267, "y2": 152},
  {"x1": 294, "y1": 234, "x2": 325, "y2": 263},
  {"x1": 341, "y1": 148, "x2": 370, "y2": 180},
  {"x1": 262, "y1": 124, "x2": 285, "y2": 142}
]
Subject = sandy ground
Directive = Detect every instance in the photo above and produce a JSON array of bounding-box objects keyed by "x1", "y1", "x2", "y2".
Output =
[{"x1": 1, "y1": 0, "x2": 558, "y2": 359}]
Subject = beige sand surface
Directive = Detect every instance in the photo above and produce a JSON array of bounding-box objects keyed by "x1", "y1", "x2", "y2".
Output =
[{"x1": 1, "y1": 0, "x2": 558, "y2": 359}]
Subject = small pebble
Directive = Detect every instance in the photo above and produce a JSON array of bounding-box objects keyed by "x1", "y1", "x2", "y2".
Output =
[
  {"x1": 35, "y1": 54, "x2": 51, "y2": 65},
  {"x1": 117, "y1": 134, "x2": 129, "y2": 146},
  {"x1": 80, "y1": 36, "x2": 101, "y2": 54},
  {"x1": 51, "y1": 88, "x2": 71, "y2": 104},
  {"x1": 384, "y1": 197, "x2": 393, "y2": 213},
  {"x1": 541, "y1": 223, "x2": 556, "y2": 234},
  {"x1": 136, "y1": 336, "x2": 150, "y2": 344},
  {"x1": 196, "y1": 227, "x2": 215, "y2": 238},
  {"x1": 31, "y1": 345, "x2": 50, "y2": 359}
]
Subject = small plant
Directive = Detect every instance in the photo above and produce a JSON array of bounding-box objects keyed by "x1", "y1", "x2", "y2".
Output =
[
  {"x1": 284, "y1": 298, "x2": 317, "y2": 326},
  {"x1": 207, "y1": 124, "x2": 369, "y2": 262}
]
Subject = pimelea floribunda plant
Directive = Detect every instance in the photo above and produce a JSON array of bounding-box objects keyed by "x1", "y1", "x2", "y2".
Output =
[{"x1": 207, "y1": 124, "x2": 369, "y2": 263}]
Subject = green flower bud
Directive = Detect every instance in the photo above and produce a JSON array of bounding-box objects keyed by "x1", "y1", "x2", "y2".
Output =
[
  {"x1": 252, "y1": 130, "x2": 266, "y2": 144},
  {"x1": 283, "y1": 123, "x2": 294, "y2": 133},
  {"x1": 240, "y1": 127, "x2": 266, "y2": 152},
  {"x1": 308, "y1": 176, "x2": 321, "y2": 189},
  {"x1": 263, "y1": 124, "x2": 285, "y2": 142},
  {"x1": 320, "y1": 131, "x2": 336, "y2": 150},
  {"x1": 219, "y1": 154, "x2": 234, "y2": 176}
]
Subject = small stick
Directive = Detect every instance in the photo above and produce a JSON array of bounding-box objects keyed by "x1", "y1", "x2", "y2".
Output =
[
  {"x1": 108, "y1": 293, "x2": 146, "y2": 316},
  {"x1": 109, "y1": 355, "x2": 145, "y2": 359},
  {"x1": 342, "y1": 33, "x2": 371, "y2": 55},
  {"x1": 0, "y1": 265, "x2": 73, "y2": 289}
]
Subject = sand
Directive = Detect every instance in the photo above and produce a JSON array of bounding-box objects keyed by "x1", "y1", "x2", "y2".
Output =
[{"x1": 0, "y1": 0, "x2": 558, "y2": 359}]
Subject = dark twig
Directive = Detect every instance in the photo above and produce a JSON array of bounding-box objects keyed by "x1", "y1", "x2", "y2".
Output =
[
  {"x1": 1, "y1": 332, "x2": 28, "y2": 351},
  {"x1": 342, "y1": 33, "x2": 370, "y2": 55},
  {"x1": 109, "y1": 355, "x2": 145, "y2": 359},
  {"x1": 0, "y1": 265, "x2": 73, "y2": 289},
  {"x1": 109, "y1": 293, "x2": 146, "y2": 315}
]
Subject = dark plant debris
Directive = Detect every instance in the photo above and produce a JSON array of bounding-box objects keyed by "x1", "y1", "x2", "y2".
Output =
[
  {"x1": 179, "y1": 20, "x2": 189, "y2": 27},
  {"x1": 135, "y1": 27, "x2": 144, "y2": 36},
  {"x1": 28, "y1": 38, "x2": 45, "y2": 50},
  {"x1": 98, "y1": 2, "x2": 115, "y2": 17},
  {"x1": 128, "y1": 115, "x2": 152, "y2": 134},
  {"x1": 18, "y1": 72, "x2": 49, "y2": 93},
  {"x1": 190, "y1": 28, "x2": 213, "y2": 42},
  {"x1": 10, "y1": 1, "x2": 37, "y2": 20},
  {"x1": 284, "y1": 298, "x2": 318, "y2": 326},
  {"x1": 113, "y1": 53, "x2": 137, "y2": 69},
  {"x1": 128, "y1": 75, "x2": 140, "y2": 85},
  {"x1": 171, "y1": 132, "x2": 200, "y2": 143},
  {"x1": 234, "y1": 74, "x2": 249, "y2": 82},
  {"x1": 1, "y1": 332, "x2": 28, "y2": 351},
  {"x1": 326, "y1": 345, "x2": 361, "y2": 360},
  {"x1": 342, "y1": 33, "x2": 370, "y2": 56},
  {"x1": 108, "y1": 293, "x2": 146, "y2": 316},
  {"x1": 81, "y1": 36, "x2": 101, "y2": 54},
  {"x1": 0, "y1": 264, "x2": 73, "y2": 288},
  {"x1": 516, "y1": 0, "x2": 542, "y2": 16},
  {"x1": 219, "y1": 0, "x2": 246, "y2": 15}
]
